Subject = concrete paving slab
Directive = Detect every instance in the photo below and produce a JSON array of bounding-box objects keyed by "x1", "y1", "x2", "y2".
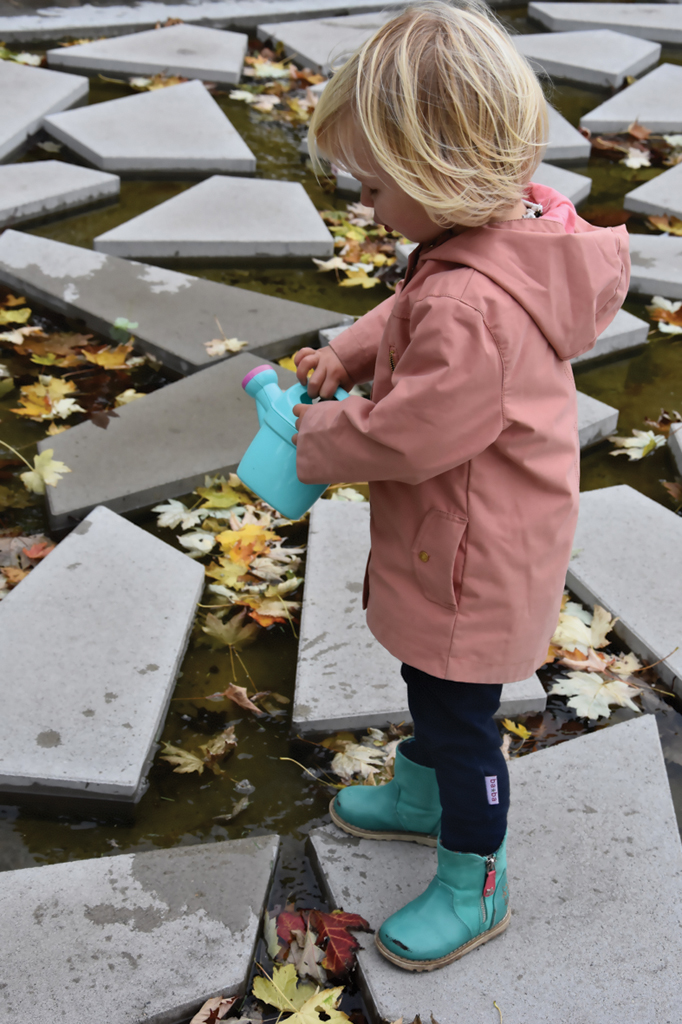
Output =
[
  {"x1": 309, "y1": 715, "x2": 682, "y2": 1024},
  {"x1": 572, "y1": 307, "x2": 649, "y2": 365},
  {"x1": 0, "y1": 231, "x2": 350, "y2": 375},
  {"x1": 0, "y1": 60, "x2": 88, "y2": 162},
  {"x1": 319, "y1": 324, "x2": 353, "y2": 347},
  {"x1": 0, "y1": 836, "x2": 279, "y2": 1023},
  {"x1": 568, "y1": 484, "x2": 682, "y2": 695},
  {"x1": 576, "y1": 389, "x2": 618, "y2": 448},
  {"x1": 529, "y1": 3, "x2": 682, "y2": 46},
  {"x1": 292, "y1": 500, "x2": 547, "y2": 735},
  {"x1": 670, "y1": 422, "x2": 682, "y2": 477},
  {"x1": 516, "y1": 29, "x2": 660, "y2": 89},
  {"x1": 628, "y1": 234, "x2": 682, "y2": 301},
  {"x1": 94, "y1": 175, "x2": 334, "y2": 260},
  {"x1": 43, "y1": 80, "x2": 255, "y2": 176},
  {"x1": 625, "y1": 162, "x2": 682, "y2": 222},
  {"x1": 0, "y1": 0, "x2": 410, "y2": 43},
  {"x1": 0, "y1": 505, "x2": 203, "y2": 805},
  {"x1": 47, "y1": 23, "x2": 248, "y2": 85},
  {"x1": 0, "y1": 161, "x2": 119, "y2": 228},
  {"x1": 395, "y1": 241, "x2": 418, "y2": 269},
  {"x1": 581, "y1": 64, "x2": 682, "y2": 135},
  {"x1": 35, "y1": 354, "x2": 298, "y2": 530},
  {"x1": 336, "y1": 169, "x2": 361, "y2": 195},
  {"x1": 257, "y1": 12, "x2": 392, "y2": 75},
  {"x1": 545, "y1": 104, "x2": 591, "y2": 163},
  {"x1": 532, "y1": 161, "x2": 591, "y2": 204}
]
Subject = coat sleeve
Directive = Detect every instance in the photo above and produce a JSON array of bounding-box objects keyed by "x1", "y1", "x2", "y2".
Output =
[
  {"x1": 328, "y1": 293, "x2": 396, "y2": 384},
  {"x1": 296, "y1": 295, "x2": 505, "y2": 486}
]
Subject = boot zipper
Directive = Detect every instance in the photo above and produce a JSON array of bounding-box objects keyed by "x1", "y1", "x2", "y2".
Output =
[{"x1": 480, "y1": 854, "x2": 496, "y2": 924}]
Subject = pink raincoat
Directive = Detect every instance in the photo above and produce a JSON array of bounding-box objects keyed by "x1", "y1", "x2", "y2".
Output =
[{"x1": 296, "y1": 185, "x2": 630, "y2": 683}]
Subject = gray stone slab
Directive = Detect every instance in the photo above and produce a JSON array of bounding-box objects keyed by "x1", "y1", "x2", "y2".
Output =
[
  {"x1": 628, "y1": 234, "x2": 682, "y2": 301},
  {"x1": 576, "y1": 389, "x2": 619, "y2": 448},
  {"x1": 0, "y1": 160, "x2": 119, "y2": 228},
  {"x1": 0, "y1": 505, "x2": 203, "y2": 804},
  {"x1": 309, "y1": 715, "x2": 682, "y2": 1024},
  {"x1": 625, "y1": 162, "x2": 682, "y2": 222},
  {"x1": 0, "y1": 0, "x2": 410, "y2": 43},
  {"x1": 47, "y1": 23, "x2": 248, "y2": 85},
  {"x1": 0, "y1": 60, "x2": 88, "y2": 162},
  {"x1": 94, "y1": 174, "x2": 334, "y2": 260},
  {"x1": 670, "y1": 422, "x2": 682, "y2": 478},
  {"x1": 516, "y1": 29, "x2": 660, "y2": 89},
  {"x1": 43, "y1": 80, "x2": 255, "y2": 176},
  {"x1": 571, "y1": 307, "x2": 649, "y2": 365},
  {"x1": 532, "y1": 160, "x2": 591, "y2": 204},
  {"x1": 581, "y1": 64, "x2": 682, "y2": 135},
  {"x1": 0, "y1": 836, "x2": 279, "y2": 1023},
  {"x1": 0, "y1": 230, "x2": 350, "y2": 375},
  {"x1": 568, "y1": 484, "x2": 682, "y2": 695},
  {"x1": 529, "y1": 3, "x2": 682, "y2": 46},
  {"x1": 35, "y1": 354, "x2": 298, "y2": 530},
  {"x1": 319, "y1": 323, "x2": 353, "y2": 347},
  {"x1": 545, "y1": 104, "x2": 591, "y2": 164},
  {"x1": 336, "y1": 168, "x2": 361, "y2": 195},
  {"x1": 292, "y1": 500, "x2": 547, "y2": 735},
  {"x1": 395, "y1": 240, "x2": 418, "y2": 269},
  {"x1": 257, "y1": 12, "x2": 393, "y2": 75}
]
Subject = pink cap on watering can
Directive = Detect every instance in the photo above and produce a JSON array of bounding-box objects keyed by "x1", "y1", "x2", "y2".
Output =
[{"x1": 241, "y1": 365, "x2": 272, "y2": 389}]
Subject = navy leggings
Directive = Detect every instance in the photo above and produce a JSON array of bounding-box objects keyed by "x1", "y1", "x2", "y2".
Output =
[{"x1": 401, "y1": 663, "x2": 509, "y2": 856}]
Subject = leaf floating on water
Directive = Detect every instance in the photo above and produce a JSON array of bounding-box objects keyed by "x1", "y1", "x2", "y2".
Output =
[
  {"x1": 309, "y1": 909, "x2": 371, "y2": 977},
  {"x1": 252, "y1": 964, "x2": 317, "y2": 1012},
  {"x1": 206, "y1": 681, "x2": 263, "y2": 716},
  {"x1": 20, "y1": 449, "x2": 71, "y2": 494},
  {"x1": 549, "y1": 671, "x2": 642, "y2": 720},
  {"x1": 500, "y1": 719, "x2": 531, "y2": 741},
  {"x1": 289, "y1": 927, "x2": 327, "y2": 985},
  {"x1": 189, "y1": 996, "x2": 237, "y2": 1024},
  {"x1": 160, "y1": 742, "x2": 206, "y2": 775},
  {"x1": 647, "y1": 215, "x2": 682, "y2": 237},
  {"x1": 608, "y1": 429, "x2": 666, "y2": 461},
  {"x1": 202, "y1": 610, "x2": 260, "y2": 651}
]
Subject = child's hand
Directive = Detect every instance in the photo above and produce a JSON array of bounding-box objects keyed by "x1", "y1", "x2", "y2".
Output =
[
  {"x1": 295, "y1": 346, "x2": 353, "y2": 399},
  {"x1": 291, "y1": 403, "x2": 313, "y2": 446}
]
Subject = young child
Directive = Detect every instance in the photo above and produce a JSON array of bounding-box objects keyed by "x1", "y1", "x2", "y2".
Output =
[{"x1": 292, "y1": 0, "x2": 629, "y2": 972}]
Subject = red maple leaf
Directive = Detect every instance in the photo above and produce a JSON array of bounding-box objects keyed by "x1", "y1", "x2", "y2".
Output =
[
  {"x1": 276, "y1": 910, "x2": 307, "y2": 944},
  {"x1": 22, "y1": 541, "x2": 55, "y2": 560},
  {"x1": 309, "y1": 909, "x2": 371, "y2": 976}
]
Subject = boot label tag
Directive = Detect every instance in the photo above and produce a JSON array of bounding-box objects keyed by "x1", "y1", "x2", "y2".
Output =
[{"x1": 485, "y1": 776, "x2": 499, "y2": 805}]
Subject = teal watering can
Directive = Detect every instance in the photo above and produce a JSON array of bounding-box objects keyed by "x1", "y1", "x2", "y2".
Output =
[{"x1": 238, "y1": 364, "x2": 349, "y2": 519}]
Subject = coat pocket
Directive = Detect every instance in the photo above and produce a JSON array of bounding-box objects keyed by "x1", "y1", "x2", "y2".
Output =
[{"x1": 411, "y1": 509, "x2": 468, "y2": 609}]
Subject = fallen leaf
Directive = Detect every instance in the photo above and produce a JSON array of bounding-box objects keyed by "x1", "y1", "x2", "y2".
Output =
[
  {"x1": 200, "y1": 725, "x2": 237, "y2": 773},
  {"x1": 213, "y1": 794, "x2": 250, "y2": 822},
  {"x1": 620, "y1": 146, "x2": 650, "y2": 169},
  {"x1": 611, "y1": 651, "x2": 643, "y2": 675},
  {"x1": 312, "y1": 256, "x2": 348, "y2": 273},
  {"x1": 84, "y1": 343, "x2": 132, "y2": 368},
  {"x1": 551, "y1": 612, "x2": 592, "y2": 653},
  {"x1": 252, "y1": 964, "x2": 316, "y2": 1012},
  {"x1": 277, "y1": 910, "x2": 307, "y2": 944},
  {"x1": 22, "y1": 540, "x2": 55, "y2": 560},
  {"x1": 590, "y1": 605, "x2": 618, "y2": 648},
  {"x1": 309, "y1": 909, "x2": 371, "y2": 976},
  {"x1": 202, "y1": 610, "x2": 260, "y2": 651},
  {"x1": 178, "y1": 530, "x2": 217, "y2": 556},
  {"x1": 160, "y1": 742, "x2": 206, "y2": 774},
  {"x1": 1, "y1": 294, "x2": 27, "y2": 307},
  {"x1": 20, "y1": 449, "x2": 71, "y2": 493},
  {"x1": 45, "y1": 422, "x2": 70, "y2": 436},
  {"x1": 608, "y1": 429, "x2": 666, "y2": 460},
  {"x1": 115, "y1": 388, "x2": 145, "y2": 406},
  {"x1": 153, "y1": 499, "x2": 204, "y2": 530},
  {"x1": 196, "y1": 482, "x2": 243, "y2": 509},
  {"x1": 1, "y1": 565, "x2": 29, "y2": 585},
  {"x1": 647, "y1": 215, "x2": 682, "y2": 237},
  {"x1": 205, "y1": 558, "x2": 248, "y2": 589},
  {"x1": 190, "y1": 996, "x2": 237, "y2": 1024},
  {"x1": 278, "y1": 354, "x2": 298, "y2": 372},
  {"x1": 205, "y1": 337, "x2": 248, "y2": 357},
  {"x1": 643, "y1": 409, "x2": 682, "y2": 436},
  {"x1": 549, "y1": 671, "x2": 642, "y2": 720},
  {"x1": 289, "y1": 927, "x2": 327, "y2": 985},
  {"x1": 0, "y1": 325, "x2": 46, "y2": 344},
  {"x1": 217, "y1": 523, "x2": 278, "y2": 564},
  {"x1": 207, "y1": 682, "x2": 263, "y2": 716},
  {"x1": 264, "y1": 911, "x2": 283, "y2": 959},
  {"x1": 662, "y1": 480, "x2": 682, "y2": 503},
  {"x1": 559, "y1": 647, "x2": 615, "y2": 673},
  {"x1": 328, "y1": 487, "x2": 365, "y2": 502},
  {"x1": 339, "y1": 268, "x2": 382, "y2": 289},
  {"x1": 500, "y1": 719, "x2": 531, "y2": 741},
  {"x1": 0, "y1": 307, "x2": 31, "y2": 324},
  {"x1": 627, "y1": 120, "x2": 652, "y2": 141}
]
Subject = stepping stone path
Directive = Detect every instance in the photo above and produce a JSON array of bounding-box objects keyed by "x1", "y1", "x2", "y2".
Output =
[
  {"x1": 568, "y1": 484, "x2": 682, "y2": 695},
  {"x1": 515, "y1": 29, "x2": 660, "y2": 89},
  {"x1": 572, "y1": 307, "x2": 649, "y2": 365},
  {"x1": 0, "y1": 836, "x2": 279, "y2": 1023},
  {"x1": 625, "y1": 162, "x2": 682, "y2": 222},
  {"x1": 310, "y1": 715, "x2": 682, "y2": 1023},
  {"x1": 36, "y1": 354, "x2": 297, "y2": 529},
  {"x1": 576, "y1": 390, "x2": 618, "y2": 448},
  {"x1": 580, "y1": 64, "x2": 682, "y2": 135},
  {"x1": 257, "y1": 12, "x2": 392, "y2": 74},
  {"x1": 529, "y1": 2, "x2": 682, "y2": 45},
  {"x1": 0, "y1": 505, "x2": 203, "y2": 806},
  {"x1": 293, "y1": 500, "x2": 547, "y2": 735},
  {"x1": 0, "y1": 60, "x2": 88, "y2": 161},
  {"x1": 0, "y1": 0, "x2": 407, "y2": 43},
  {"x1": 0, "y1": 231, "x2": 349, "y2": 375},
  {"x1": 94, "y1": 175, "x2": 334, "y2": 260},
  {"x1": 628, "y1": 234, "x2": 682, "y2": 301},
  {"x1": 670, "y1": 423, "x2": 682, "y2": 476},
  {"x1": 43, "y1": 80, "x2": 255, "y2": 176},
  {"x1": 545, "y1": 104, "x2": 591, "y2": 163},
  {"x1": 532, "y1": 161, "x2": 591, "y2": 204},
  {"x1": 0, "y1": 161, "x2": 119, "y2": 228},
  {"x1": 47, "y1": 23, "x2": 249, "y2": 85}
]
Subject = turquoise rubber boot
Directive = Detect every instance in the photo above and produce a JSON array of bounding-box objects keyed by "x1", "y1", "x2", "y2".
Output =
[
  {"x1": 376, "y1": 833, "x2": 510, "y2": 971},
  {"x1": 329, "y1": 740, "x2": 441, "y2": 847}
]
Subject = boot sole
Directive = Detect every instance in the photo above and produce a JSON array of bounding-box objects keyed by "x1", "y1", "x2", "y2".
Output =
[
  {"x1": 375, "y1": 908, "x2": 511, "y2": 972},
  {"x1": 329, "y1": 797, "x2": 438, "y2": 847}
]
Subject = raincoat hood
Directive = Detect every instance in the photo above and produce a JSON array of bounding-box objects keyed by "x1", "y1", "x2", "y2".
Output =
[{"x1": 421, "y1": 183, "x2": 630, "y2": 361}]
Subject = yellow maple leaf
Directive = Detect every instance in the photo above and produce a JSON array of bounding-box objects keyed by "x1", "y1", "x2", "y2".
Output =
[
  {"x1": 196, "y1": 482, "x2": 243, "y2": 509},
  {"x1": 159, "y1": 742, "x2": 206, "y2": 774},
  {"x1": 216, "y1": 523, "x2": 278, "y2": 565},
  {"x1": 339, "y1": 269, "x2": 382, "y2": 289},
  {"x1": 20, "y1": 449, "x2": 71, "y2": 494},
  {"x1": 647, "y1": 215, "x2": 682, "y2": 236},
  {"x1": 12, "y1": 376, "x2": 84, "y2": 421},
  {"x1": 501, "y1": 718, "x2": 532, "y2": 741},
  {"x1": 252, "y1": 964, "x2": 316, "y2": 1012},
  {"x1": 278, "y1": 354, "x2": 298, "y2": 372},
  {"x1": 205, "y1": 558, "x2": 248, "y2": 588},
  {"x1": 0, "y1": 307, "x2": 31, "y2": 325},
  {"x1": 84, "y1": 344, "x2": 132, "y2": 368}
]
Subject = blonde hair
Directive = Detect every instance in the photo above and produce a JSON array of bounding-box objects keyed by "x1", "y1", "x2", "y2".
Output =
[{"x1": 308, "y1": 0, "x2": 547, "y2": 227}]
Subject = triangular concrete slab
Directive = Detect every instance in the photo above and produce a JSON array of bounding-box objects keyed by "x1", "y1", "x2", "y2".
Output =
[
  {"x1": 580, "y1": 64, "x2": 682, "y2": 135},
  {"x1": 516, "y1": 29, "x2": 660, "y2": 89},
  {"x1": 529, "y1": 2, "x2": 682, "y2": 45},
  {"x1": 0, "y1": 231, "x2": 350, "y2": 374},
  {"x1": 35, "y1": 354, "x2": 297, "y2": 530},
  {"x1": 42, "y1": 80, "x2": 255, "y2": 175},
  {"x1": 310, "y1": 716, "x2": 682, "y2": 1023},
  {"x1": 0, "y1": 60, "x2": 88, "y2": 161},
  {"x1": 568, "y1": 484, "x2": 682, "y2": 695},
  {"x1": 0, "y1": 160, "x2": 119, "y2": 228},
  {"x1": 625, "y1": 161, "x2": 682, "y2": 221},
  {"x1": 47, "y1": 23, "x2": 248, "y2": 84},
  {"x1": 94, "y1": 175, "x2": 334, "y2": 259},
  {"x1": 545, "y1": 104, "x2": 591, "y2": 163},
  {"x1": 257, "y1": 12, "x2": 392, "y2": 74},
  {"x1": 572, "y1": 308, "x2": 648, "y2": 365},
  {"x1": 628, "y1": 234, "x2": 682, "y2": 301},
  {"x1": 532, "y1": 161, "x2": 591, "y2": 204},
  {"x1": 0, "y1": 836, "x2": 279, "y2": 1023},
  {"x1": 293, "y1": 500, "x2": 547, "y2": 735},
  {"x1": 0, "y1": 505, "x2": 203, "y2": 807}
]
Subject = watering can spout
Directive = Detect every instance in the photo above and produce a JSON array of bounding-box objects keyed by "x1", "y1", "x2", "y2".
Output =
[{"x1": 241, "y1": 364, "x2": 278, "y2": 425}]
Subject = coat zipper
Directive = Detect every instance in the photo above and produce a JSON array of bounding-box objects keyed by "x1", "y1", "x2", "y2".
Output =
[{"x1": 389, "y1": 346, "x2": 396, "y2": 372}]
